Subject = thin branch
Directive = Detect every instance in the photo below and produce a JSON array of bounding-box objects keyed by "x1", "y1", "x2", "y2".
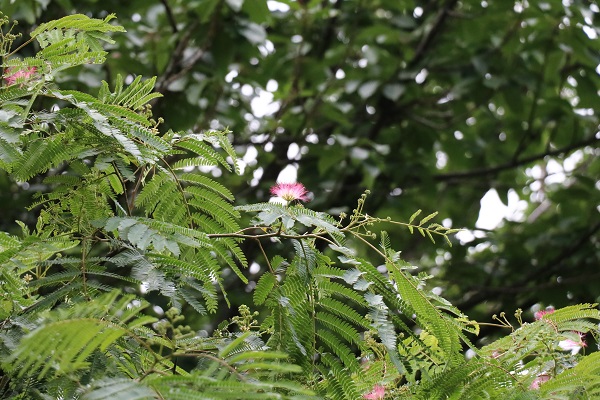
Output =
[
  {"x1": 172, "y1": 352, "x2": 247, "y2": 382},
  {"x1": 255, "y1": 238, "x2": 274, "y2": 274},
  {"x1": 457, "y1": 220, "x2": 600, "y2": 310},
  {"x1": 208, "y1": 229, "x2": 337, "y2": 247},
  {"x1": 409, "y1": 0, "x2": 460, "y2": 68},
  {"x1": 154, "y1": 23, "x2": 194, "y2": 92},
  {"x1": 522, "y1": 221, "x2": 600, "y2": 283},
  {"x1": 483, "y1": 272, "x2": 600, "y2": 295},
  {"x1": 433, "y1": 136, "x2": 599, "y2": 182},
  {"x1": 154, "y1": 3, "x2": 221, "y2": 96},
  {"x1": 160, "y1": 0, "x2": 179, "y2": 34},
  {"x1": 511, "y1": 25, "x2": 559, "y2": 162},
  {"x1": 6, "y1": 36, "x2": 35, "y2": 58}
]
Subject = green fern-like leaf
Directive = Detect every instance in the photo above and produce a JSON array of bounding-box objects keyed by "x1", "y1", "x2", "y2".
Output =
[
  {"x1": 319, "y1": 353, "x2": 361, "y2": 400},
  {"x1": 317, "y1": 329, "x2": 361, "y2": 373},
  {"x1": 147, "y1": 332, "x2": 311, "y2": 398},
  {"x1": 319, "y1": 297, "x2": 370, "y2": 330},
  {"x1": 0, "y1": 137, "x2": 20, "y2": 167},
  {"x1": 186, "y1": 187, "x2": 240, "y2": 231},
  {"x1": 105, "y1": 216, "x2": 211, "y2": 253},
  {"x1": 179, "y1": 286, "x2": 208, "y2": 315},
  {"x1": 415, "y1": 359, "x2": 520, "y2": 400},
  {"x1": 315, "y1": 312, "x2": 364, "y2": 350},
  {"x1": 31, "y1": 14, "x2": 125, "y2": 43},
  {"x1": 80, "y1": 378, "x2": 157, "y2": 400},
  {"x1": 12, "y1": 137, "x2": 74, "y2": 181},
  {"x1": 316, "y1": 279, "x2": 368, "y2": 306},
  {"x1": 388, "y1": 260, "x2": 462, "y2": 364},
  {"x1": 134, "y1": 172, "x2": 177, "y2": 214},
  {"x1": 0, "y1": 86, "x2": 32, "y2": 102},
  {"x1": 30, "y1": 14, "x2": 125, "y2": 55},
  {"x1": 4, "y1": 291, "x2": 152, "y2": 379},
  {"x1": 8, "y1": 317, "x2": 129, "y2": 380},
  {"x1": 254, "y1": 272, "x2": 278, "y2": 306},
  {"x1": 151, "y1": 252, "x2": 220, "y2": 311},
  {"x1": 538, "y1": 352, "x2": 600, "y2": 398},
  {"x1": 546, "y1": 303, "x2": 600, "y2": 324},
  {"x1": 99, "y1": 74, "x2": 162, "y2": 110},
  {"x1": 180, "y1": 172, "x2": 235, "y2": 201},
  {"x1": 174, "y1": 136, "x2": 232, "y2": 171}
]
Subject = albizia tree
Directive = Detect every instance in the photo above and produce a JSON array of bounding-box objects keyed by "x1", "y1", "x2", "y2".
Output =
[
  {"x1": 1, "y1": 0, "x2": 597, "y2": 330},
  {"x1": 0, "y1": 10, "x2": 599, "y2": 400}
]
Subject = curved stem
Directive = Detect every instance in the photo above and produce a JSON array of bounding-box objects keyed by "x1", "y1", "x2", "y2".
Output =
[{"x1": 7, "y1": 36, "x2": 35, "y2": 57}]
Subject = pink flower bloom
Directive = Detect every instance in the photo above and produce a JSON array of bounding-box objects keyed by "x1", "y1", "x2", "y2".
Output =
[
  {"x1": 558, "y1": 332, "x2": 587, "y2": 355},
  {"x1": 363, "y1": 384, "x2": 385, "y2": 400},
  {"x1": 530, "y1": 374, "x2": 550, "y2": 389},
  {"x1": 270, "y1": 182, "x2": 309, "y2": 202},
  {"x1": 4, "y1": 66, "x2": 37, "y2": 86},
  {"x1": 534, "y1": 307, "x2": 555, "y2": 320}
]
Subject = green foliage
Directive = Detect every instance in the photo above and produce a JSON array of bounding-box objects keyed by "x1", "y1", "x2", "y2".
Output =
[
  {"x1": 0, "y1": 11, "x2": 599, "y2": 400},
  {"x1": 411, "y1": 304, "x2": 600, "y2": 399},
  {"x1": 3, "y1": 290, "x2": 151, "y2": 379}
]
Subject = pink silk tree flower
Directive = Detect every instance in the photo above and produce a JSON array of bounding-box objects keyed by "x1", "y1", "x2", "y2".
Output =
[
  {"x1": 4, "y1": 66, "x2": 37, "y2": 86},
  {"x1": 270, "y1": 182, "x2": 310, "y2": 202},
  {"x1": 558, "y1": 332, "x2": 587, "y2": 355},
  {"x1": 363, "y1": 384, "x2": 385, "y2": 400}
]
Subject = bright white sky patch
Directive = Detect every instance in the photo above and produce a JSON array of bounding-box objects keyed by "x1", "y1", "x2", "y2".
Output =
[
  {"x1": 415, "y1": 68, "x2": 428, "y2": 84},
  {"x1": 476, "y1": 188, "x2": 527, "y2": 230},
  {"x1": 266, "y1": 79, "x2": 278, "y2": 92},
  {"x1": 456, "y1": 188, "x2": 529, "y2": 242},
  {"x1": 243, "y1": 146, "x2": 258, "y2": 164},
  {"x1": 476, "y1": 189, "x2": 506, "y2": 230},
  {"x1": 277, "y1": 164, "x2": 298, "y2": 183},
  {"x1": 436, "y1": 150, "x2": 448, "y2": 169},
  {"x1": 267, "y1": 0, "x2": 290, "y2": 12},
  {"x1": 582, "y1": 25, "x2": 597, "y2": 39},
  {"x1": 251, "y1": 89, "x2": 280, "y2": 117},
  {"x1": 241, "y1": 84, "x2": 254, "y2": 97},
  {"x1": 225, "y1": 69, "x2": 238, "y2": 83},
  {"x1": 287, "y1": 143, "x2": 300, "y2": 160},
  {"x1": 249, "y1": 262, "x2": 261, "y2": 274},
  {"x1": 250, "y1": 167, "x2": 263, "y2": 187}
]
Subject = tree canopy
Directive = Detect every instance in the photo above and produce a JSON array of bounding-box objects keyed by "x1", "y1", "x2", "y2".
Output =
[{"x1": 0, "y1": 1, "x2": 599, "y2": 398}]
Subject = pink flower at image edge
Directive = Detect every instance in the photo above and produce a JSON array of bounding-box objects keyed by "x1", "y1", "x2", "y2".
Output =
[
  {"x1": 363, "y1": 384, "x2": 385, "y2": 400},
  {"x1": 270, "y1": 182, "x2": 309, "y2": 202},
  {"x1": 4, "y1": 66, "x2": 37, "y2": 86}
]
